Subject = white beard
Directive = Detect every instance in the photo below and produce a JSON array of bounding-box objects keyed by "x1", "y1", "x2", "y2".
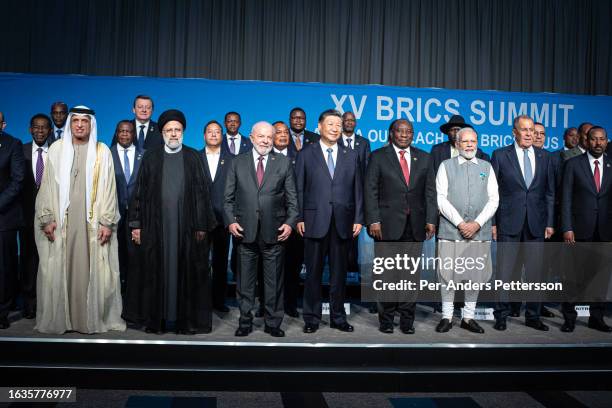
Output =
[
  {"x1": 163, "y1": 135, "x2": 183, "y2": 151},
  {"x1": 460, "y1": 149, "x2": 476, "y2": 160},
  {"x1": 254, "y1": 144, "x2": 272, "y2": 156}
]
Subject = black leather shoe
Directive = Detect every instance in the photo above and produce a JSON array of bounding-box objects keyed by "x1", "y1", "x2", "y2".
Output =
[
  {"x1": 330, "y1": 321, "x2": 354, "y2": 332},
  {"x1": 461, "y1": 319, "x2": 485, "y2": 334},
  {"x1": 177, "y1": 328, "x2": 197, "y2": 335},
  {"x1": 560, "y1": 320, "x2": 575, "y2": 332},
  {"x1": 0, "y1": 320, "x2": 9, "y2": 330},
  {"x1": 400, "y1": 326, "x2": 415, "y2": 334},
  {"x1": 255, "y1": 307, "x2": 265, "y2": 318},
  {"x1": 285, "y1": 309, "x2": 299, "y2": 318},
  {"x1": 145, "y1": 327, "x2": 162, "y2": 334},
  {"x1": 541, "y1": 307, "x2": 555, "y2": 318},
  {"x1": 436, "y1": 318, "x2": 452, "y2": 333},
  {"x1": 23, "y1": 311, "x2": 36, "y2": 319},
  {"x1": 214, "y1": 304, "x2": 230, "y2": 313},
  {"x1": 588, "y1": 318, "x2": 612, "y2": 332},
  {"x1": 510, "y1": 311, "x2": 520, "y2": 317},
  {"x1": 379, "y1": 324, "x2": 394, "y2": 334},
  {"x1": 303, "y1": 323, "x2": 319, "y2": 333},
  {"x1": 493, "y1": 319, "x2": 507, "y2": 331},
  {"x1": 264, "y1": 326, "x2": 285, "y2": 337},
  {"x1": 526, "y1": 320, "x2": 549, "y2": 331},
  {"x1": 235, "y1": 326, "x2": 252, "y2": 337}
]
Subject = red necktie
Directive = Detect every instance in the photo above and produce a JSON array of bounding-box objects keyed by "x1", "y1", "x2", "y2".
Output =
[
  {"x1": 594, "y1": 160, "x2": 601, "y2": 192},
  {"x1": 257, "y1": 156, "x2": 265, "y2": 187},
  {"x1": 399, "y1": 150, "x2": 410, "y2": 185}
]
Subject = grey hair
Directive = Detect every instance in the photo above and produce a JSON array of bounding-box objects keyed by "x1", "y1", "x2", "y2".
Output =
[
  {"x1": 456, "y1": 127, "x2": 477, "y2": 143},
  {"x1": 250, "y1": 121, "x2": 275, "y2": 136}
]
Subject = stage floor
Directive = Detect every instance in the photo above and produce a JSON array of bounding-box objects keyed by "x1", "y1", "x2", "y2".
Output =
[{"x1": 2, "y1": 303, "x2": 611, "y2": 345}]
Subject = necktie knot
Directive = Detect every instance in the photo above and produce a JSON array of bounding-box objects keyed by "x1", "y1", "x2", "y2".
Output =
[
  {"x1": 595, "y1": 160, "x2": 600, "y2": 166},
  {"x1": 37, "y1": 147, "x2": 42, "y2": 153},
  {"x1": 139, "y1": 125, "x2": 145, "y2": 130},
  {"x1": 399, "y1": 150, "x2": 406, "y2": 158}
]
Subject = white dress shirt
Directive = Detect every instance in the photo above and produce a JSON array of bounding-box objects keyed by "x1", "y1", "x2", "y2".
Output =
[
  {"x1": 31, "y1": 142, "x2": 49, "y2": 175},
  {"x1": 252, "y1": 149, "x2": 269, "y2": 172},
  {"x1": 290, "y1": 130, "x2": 304, "y2": 148},
  {"x1": 587, "y1": 152, "x2": 604, "y2": 187},
  {"x1": 52, "y1": 126, "x2": 65, "y2": 140},
  {"x1": 226, "y1": 133, "x2": 243, "y2": 154},
  {"x1": 117, "y1": 144, "x2": 136, "y2": 178},
  {"x1": 135, "y1": 120, "x2": 150, "y2": 140},
  {"x1": 319, "y1": 140, "x2": 338, "y2": 165},
  {"x1": 392, "y1": 143, "x2": 411, "y2": 172},
  {"x1": 514, "y1": 142, "x2": 536, "y2": 179},
  {"x1": 342, "y1": 134, "x2": 355, "y2": 149},
  {"x1": 274, "y1": 147, "x2": 288, "y2": 156},
  {"x1": 436, "y1": 156, "x2": 499, "y2": 228},
  {"x1": 206, "y1": 148, "x2": 221, "y2": 182}
]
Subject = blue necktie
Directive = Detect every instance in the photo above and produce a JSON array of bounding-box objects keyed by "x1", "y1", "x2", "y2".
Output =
[
  {"x1": 56, "y1": 129, "x2": 62, "y2": 140},
  {"x1": 327, "y1": 147, "x2": 335, "y2": 178},
  {"x1": 138, "y1": 125, "x2": 145, "y2": 151},
  {"x1": 523, "y1": 149, "x2": 533, "y2": 187},
  {"x1": 124, "y1": 148, "x2": 131, "y2": 183}
]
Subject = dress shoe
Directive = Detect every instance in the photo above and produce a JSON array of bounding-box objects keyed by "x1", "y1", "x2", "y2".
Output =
[
  {"x1": 379, "y1": 324, "x2": 394, "y2": 334},
  {"x1": 177, "y1": 328, "x2": 197, "y2": 335},
  {"x1": 461, "y1": 319, "x2": 485, "y2": 334},
  {"x1": 588, "y1": 318, "x2": 612, "y2": 332},
  {"x1": 0, "y1": 320, "x2": 9, "y2": 330},
  {"x1": 234, "y1": 326, "x2": 252, "y2": 337},
  {"x1": 510, "y1": 311, "x2": 520, "y2": 317},
  {"x1": 255, "y1": 307, "x2": 265, "y2": 318},
  {"x1": 435, "y1": 318, "x2": 452, "y2": 333},
  {"x1": 400, "y1": 326, "x2": 415, "y2": 334},
  {"x1": 526, "y1": 320, "x2": 549, "y2": 331},
  {"x1": 303, "y1": 323, "x2": 319, "y2": 333},
  {"x1": 23, "y1": 311, "x2": 36, "y2": 319},
  {"x1": 493, "y1": 319, "x2": 507, "y2": 331},
  {"x1": 540, "y1": 307, "x2": 555, "y2": 318},
  {"x1": 264, "y1": 326, "x2": 285, "y2": 337},
  {"x1": 560, "y1": 320, "x2": 575, "y2": 332},
  {"x1": 285, "y1": 308, "x2": 299, "y2": 318},
  {"x1": 145, "y1": 327, "x2": 162, "y2": 334},
  {"x1": 330, "y1": 321, "x2": 354, "y2": 332},
  {"x1": 214, "y1": 304, "x2": 229, "y2": 313}
]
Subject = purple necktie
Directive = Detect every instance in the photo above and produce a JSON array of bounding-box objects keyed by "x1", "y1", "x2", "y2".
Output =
[
  {"x1": 257, "y1": 156, "x2": 264, "y2": 187},
  {"x1": 35, "y1": 147, "x2": 44, "y2": 187},
  {"x1": 229, "y1": 137, "x2": 236, "y2": 155}
]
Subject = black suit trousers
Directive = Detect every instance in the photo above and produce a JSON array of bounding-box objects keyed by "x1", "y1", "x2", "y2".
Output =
[
  {"x1": 283, "y1": 231, "x2": 304, "y2": 311},
  {"x1": 18, "y1": 226, "x2": 38, "y2": 314},
  {"x1": 0, "y1": 230, "x2": 18, "y2": 322},
  {"x1": 236, "y1": 224, "x2": 284, "y2": 329},
  {"x1": 303, "y1": 215, "x2": 350, "y2": 326}
]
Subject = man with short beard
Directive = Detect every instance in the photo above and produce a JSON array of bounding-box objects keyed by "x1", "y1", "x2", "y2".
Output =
[
  {"x1": 125, "y1": 109, "x2": 216, "y2": 334},
  {"x1": 224, "y1": 121, "x2": 298, "y2": 337},
  {"x1": 435, "y1": 127, "x2": 498, "y2": 334}
]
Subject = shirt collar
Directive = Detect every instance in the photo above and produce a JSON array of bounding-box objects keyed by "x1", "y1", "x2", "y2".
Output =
[
  {"x1": 33, "y1": 141, "x2": 49, "y2": 152},
  {"x1": 457, "y1": 155, "x2": 479, "y2": 165},
  {"x1": 514, "y1": 142, "x2": 533, "y2": 154},
  {"x1": 252, "y1": 148, "x2": 268, "y2": 161},
  {"x1": 273, "y1": 147, "x2": 288, "y2": 156},
  {"x1": 320, "y1": 140, "x2": 338, "y2": 153},
  {"x1": 135, "y1": 120, "x2": 150, "y2": 128},
  {"x1": 392, "y1": 143, "x2": 410, "y2": 156},
  {"x1": 119, "y1": 143, "x2": 135, "y2": 152},
  {"x1": 587, "y1": 152, "x2": 603, "y2": 164}
]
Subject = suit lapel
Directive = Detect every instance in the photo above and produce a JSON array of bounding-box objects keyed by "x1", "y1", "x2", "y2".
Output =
[
  {"x1": 315, "y1": 143, "x2": 333, "y2": 181},
  {"x1": 531, "y1": 149, "x2": 544, "y2": 189},
  {"x1": 507, "y1": 146, "x2": 528, "y2": 190},
  {"x1": 385, "y1": 145, "x2": 408, "y2": 190},
  {"x1": 600, "y1": 156, "x2": 612, "y2": 195},
  {"x1": 334, "y1": 145, "x2": 349, "y2": 179},
  {"x1": 130, "y1": 150, "x2": 143, "y2": 184},
  {"x1": 260, "y1": 152, "x2": 278, "y2": 189},
  {"x1": 248, "y1": 152, "x2": 259, "y2": 188},
  {"x1": 201, "y1": 151, "x2": 213, "y2": 184},
  {"x1": 578, "y1": 154, "x2": 598, "y2": 194}
]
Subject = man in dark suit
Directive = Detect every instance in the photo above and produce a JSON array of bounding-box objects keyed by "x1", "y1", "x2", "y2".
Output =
[
  {"x1": 221, "y1": 112, "x2": 252, "y2": 156},
  {"x1": 0, "y1": 111, "x2": 25, "y2": 329},
  {"x1": 201, "y1": 120, "x2": 234, "y2": 312},
  {"x1": 111, "y1": 95, "x2": 163, "y2": 151},
  {"x1": 492, "y1": 115, "x2": 556, "y2": 332},
  {"x1": 288, "y1": 107, "x2": 319, "y2": 155},
  {"x1": 296, "y1": 109, "x2": 364, "y2": 334},
  {"x1": 50, "y1": 101, "x2": 68, "y2": 142},
  {"x1": 561, "y1": 126, "x2": 612, "y2": 332},
  {"x1": 110, "y1": 120, "x2": 142, "y2": 295},
  {"x1": 19, "y1": 114, "x2": 52, "y2": 319},
  {"x1": 273, "y1": 121, "x2": 301, "y2": 317},
  {"x1": 224, "y1": 121, "x2": 298, "y2": 337},
  {"x1": 365, "y1": 119, "x2": 437, "y2": 334},
  {"x1": 431, "y1": 115, "x2": 490, "y2": 173}
]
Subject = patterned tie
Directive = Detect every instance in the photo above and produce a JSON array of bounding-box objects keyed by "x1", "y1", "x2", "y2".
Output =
[
  {"x1": 399, "y1": 150, "x2": 410, "y2": 185},
  {"x1": 138, "y1": 125, "x2": 145, "y2": 151},
  {"x1": 594, "y1": 160, "x2": 601, "y2": 192},
  {"x1": 523, "y1": 149, "x2": 533, "y2": 187},
  {"x1": 294, "y1": 135, "x2": 302, "y2": 151},
  {"x1": 256, "y1": 155, "x2": 265, "y2": 187},
  {"x1": 56, "y1": 129, "x2": 62, "y2": 140},
  {"x1": 229, "y1": 137, "x2": 236, "y2": 155},
  {"x1": 327, "y1": 148, "x2": 335, "y2": 178},
  {"x1": 35, "y1": 148, "x2": 44, "y2": 187},
  {"x1": 123, "y1": 148, "x2": 131, "y2": 183},
  {"x1": 346, "y1": 138, "x2": 353, "y2": 149}
]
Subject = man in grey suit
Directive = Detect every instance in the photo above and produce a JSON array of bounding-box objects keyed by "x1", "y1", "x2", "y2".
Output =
[{"x1": 224, "y1": 121, "x2": 299, "y2": 337}]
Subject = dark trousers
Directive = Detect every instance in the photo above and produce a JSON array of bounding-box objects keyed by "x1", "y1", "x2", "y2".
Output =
[
  {"x1": 283, "y1": 230, "x2": 303, "y2": 312},
  {"x1": 377, "y1": 216, "x2": 418, "y2": 329},
  {"x1": 303, "y1": 216, "x2": 349, "y2": 326},
  {"x1": 117, "y1": 219, "x2": 130, "y2": 296},
  {"x1": 209, "y1": 225, "x2": 230, "y2": 309},
  {"x1": 236, "y1": 225, "x2": 284, "y2": 329},
  {"x1": 494, "y1": 221, "x2": 543, "y2": 323},
  {"x1": 561, "y1": 230, "x2": 607, "y2": 324},
  {"x1": 0, "y1": 230, "x2": 18, "y2": 322},
  {"x1": 18, "y1": 226, "x2": 38, "y2": 314}
]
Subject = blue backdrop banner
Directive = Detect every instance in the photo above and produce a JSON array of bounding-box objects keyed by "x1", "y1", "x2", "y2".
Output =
[{"x1": 1, "y1": 72, "x2": 611, "y2": 153}]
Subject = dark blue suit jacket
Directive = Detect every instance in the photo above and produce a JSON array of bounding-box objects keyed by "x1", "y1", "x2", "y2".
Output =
[
  {"x1": 296, "y1": 142, "x2": 364, "y2": 240},
  {"x1": 0, "y1": 132, "x2": 24, "y2": 230},
  {"x1": 200, "y1": 148, "x2": 233, "y2": 224},
  {"x1": 221, "y1": 134, "x2": 252, "y2": 156},
  {"x1": 491, "y1": 144, "x2": 555, "y2": 238},
  {"x1": 111, "y1": 145, "x2": 142, "y2": 221},
  {"x1": 561, "y1": 153, "x2": 612, "y2": 241}
]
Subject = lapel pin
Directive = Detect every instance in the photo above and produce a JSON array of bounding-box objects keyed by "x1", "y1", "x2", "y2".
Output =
[
  {"x1": 607, "y1": 163, "x2": 610, "y2": 168},
  {"x1": 413, "y1": 157, "x2": 417, "y2": 161},
  {"x1": 220, "y1": 160, "x2": 225, "y2": 165},
  {"x1": 356, "y1": 142, "x2": 360, "y2": 146},
  {"x1": 271, "y1": 156, "x2": 275, "y2": 160}
]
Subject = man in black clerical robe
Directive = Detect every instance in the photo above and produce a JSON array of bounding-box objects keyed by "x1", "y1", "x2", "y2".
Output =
[{"x1": 124, "y1": 109, "x2": 216, "y2": 334}]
